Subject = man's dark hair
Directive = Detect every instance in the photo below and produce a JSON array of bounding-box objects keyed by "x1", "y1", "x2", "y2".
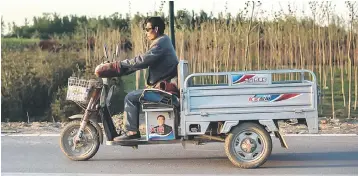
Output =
[
  {"x1": 145, "y1": 16, "x2": 165, "y2": 35},
  {"x1": 157, "y1": 115, "x2": 165, "y2": 120}
]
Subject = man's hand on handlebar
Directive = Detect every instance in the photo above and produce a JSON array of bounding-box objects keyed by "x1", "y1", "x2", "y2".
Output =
[{"x1": 94, "y1": 60, "x2": 122, "y2": 78}]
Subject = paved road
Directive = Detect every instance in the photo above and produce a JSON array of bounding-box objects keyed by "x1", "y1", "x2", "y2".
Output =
[{"x1": 1, "y1": 135, "x2": 358, "y2": 175}]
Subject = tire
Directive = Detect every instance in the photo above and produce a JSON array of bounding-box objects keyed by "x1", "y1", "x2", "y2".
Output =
[
  {"x1": 224, "y1": 122, "x2": 272, "y2": 169},
  {"x1": 59, "y1": 120, "x2": 100, "y2": 161}
]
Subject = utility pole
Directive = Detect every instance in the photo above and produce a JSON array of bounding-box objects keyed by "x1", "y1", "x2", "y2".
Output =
[{"x1": 169, "y1": 1, "x2": 175, "y2": 49}]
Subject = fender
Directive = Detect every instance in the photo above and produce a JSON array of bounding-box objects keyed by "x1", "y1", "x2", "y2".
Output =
[
  {"x1": 220, "y1": 120, "x2": 288, "y2": 149},
  {"x1": 259, "y1": 119, "x2": 288, "y2": 149},
  {"x1": 68, "y1": 114, "x2": 104, "y2": 144}
]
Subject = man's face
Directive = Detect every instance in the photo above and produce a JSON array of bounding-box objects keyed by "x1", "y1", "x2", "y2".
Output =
[
  {"x1": 145, "y1": 22, "x2": 158, "y2": 40},
  {"x1": 157, "y1": 116, "x2": 165, "y2": 126}
]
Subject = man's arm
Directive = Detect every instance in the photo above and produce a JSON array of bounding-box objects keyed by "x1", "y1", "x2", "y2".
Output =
[
  {"x1": 94, "y1": 44, "x2": 164, "y2": 77},
  {"x1": 121, "y1": 44, "x2": 164, "y2": 71}
]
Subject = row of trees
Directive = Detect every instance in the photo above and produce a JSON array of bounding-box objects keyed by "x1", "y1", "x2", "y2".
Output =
[
  {"x1": 4, "y1": 4, "x2": 355, "y2": 40},
  {"x1": 1, "y1": 10, "x2": 201, "y2": 39}
]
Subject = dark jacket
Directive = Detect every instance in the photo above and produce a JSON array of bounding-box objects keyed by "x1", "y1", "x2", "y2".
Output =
[{"x1": 120, "y1": 34, "x2": 179, "y2": 87}]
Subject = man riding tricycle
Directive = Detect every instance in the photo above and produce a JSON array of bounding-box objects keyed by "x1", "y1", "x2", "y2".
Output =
[{"x1": 60, "y1": 16, "x2": 319, "y2": 169}]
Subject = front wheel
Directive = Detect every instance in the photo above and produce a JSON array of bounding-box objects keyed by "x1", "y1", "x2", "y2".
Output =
[
  {"x1": 59, "y1": 120, "x2": 100, "y2": 161},
  {"x1": 224, "y1": 122, "x2": 272, "y2": 169}
]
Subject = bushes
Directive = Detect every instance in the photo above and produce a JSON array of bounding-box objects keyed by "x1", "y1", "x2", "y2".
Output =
[
  {"x1": 1, "y1": 49, "x2": 86, "y2": 122},
  {"x1": 1, "y1": 24, "x2": 133, "y2": 122},
  {"x1": 50, "y1": 86, "x2": 83, "y2": 122},
  {"x1": 1, "y1": 47, "x2": 128, "y2": 122}
]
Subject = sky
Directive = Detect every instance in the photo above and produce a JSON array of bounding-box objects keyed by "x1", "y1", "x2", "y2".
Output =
[{"x1": 0, "y1": 0, "x2": 353, "y2": 34}]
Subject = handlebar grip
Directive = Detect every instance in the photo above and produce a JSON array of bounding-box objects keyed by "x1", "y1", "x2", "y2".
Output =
[{"x1": 95, "y1": 61, "x2": 122, "y2": 78}]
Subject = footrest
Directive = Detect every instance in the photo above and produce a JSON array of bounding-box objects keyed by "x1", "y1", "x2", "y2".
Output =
[{"x1": 106, "y1": 136, "x2": 147, "y2": 145}]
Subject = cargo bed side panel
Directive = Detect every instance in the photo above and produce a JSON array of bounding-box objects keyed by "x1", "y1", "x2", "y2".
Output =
[{"x1": 186, "y1": 83, "x2": 315, "y2": 115}]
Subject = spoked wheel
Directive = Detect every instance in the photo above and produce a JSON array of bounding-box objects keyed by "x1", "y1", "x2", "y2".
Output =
[
  {"x1": 224, "y1": 122, "x2": 272, "y2": 169},
  {"x1": 59, "y1": 120, "x2": 100, "y2": 161}
]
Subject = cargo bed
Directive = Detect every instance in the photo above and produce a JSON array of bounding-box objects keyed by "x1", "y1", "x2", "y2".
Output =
[{"x1": 177, "y1": 61, "x2": 319, "y2": 136}]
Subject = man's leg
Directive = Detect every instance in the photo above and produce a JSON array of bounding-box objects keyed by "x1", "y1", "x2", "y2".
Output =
[{"x1": 114, "y1": 89, "x2": 144, "y2": 141}]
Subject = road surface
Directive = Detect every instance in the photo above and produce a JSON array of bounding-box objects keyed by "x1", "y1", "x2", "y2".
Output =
[{"x1": 1, "y1": 135, "x2": 358, "y2": 175}]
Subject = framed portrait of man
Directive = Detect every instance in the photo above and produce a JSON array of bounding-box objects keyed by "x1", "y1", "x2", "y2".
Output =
[{"x1": 147, "y1": 112, "x2": 175, "y2": 141}]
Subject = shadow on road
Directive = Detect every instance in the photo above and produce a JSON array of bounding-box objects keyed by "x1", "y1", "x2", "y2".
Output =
[
  {"x1": 264, "y1": 163, "x2": 358, "y2": 169},
  {"x1": 263, "y1": 151, "x2": 358, "y2": 169},
  {"x1": 89, "y1": 151, "x2": 358, "y2": 169},
  {"x1": 269, "y1": 151, "x2": 358, "y2": 161},
  {"x1": 91, "y1": 156, "x2": 228, "y2": 161}
]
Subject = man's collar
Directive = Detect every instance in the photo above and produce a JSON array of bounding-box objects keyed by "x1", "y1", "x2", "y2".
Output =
[{"x1": 150, "y1": 34, "x2": 165, "y2": 48}]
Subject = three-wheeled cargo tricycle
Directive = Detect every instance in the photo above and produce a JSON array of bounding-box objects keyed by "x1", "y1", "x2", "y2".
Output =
[{"x1": 59, "y1": 45, "x2": 319, "y2": 169}]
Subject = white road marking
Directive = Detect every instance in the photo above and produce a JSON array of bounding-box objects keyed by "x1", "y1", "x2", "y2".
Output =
[
  {"x1": 1, "y1": 133, "x2": 60, "y2": 137},
  {"x1": 281, "y1": 134, "x2": 358, "y2": 136},
  {"x1": 3, "y1": 133, "x2": 41, "y2": 136},
  {"x1": 38, "y1": 133, "x2": 61, "y2": 136}
]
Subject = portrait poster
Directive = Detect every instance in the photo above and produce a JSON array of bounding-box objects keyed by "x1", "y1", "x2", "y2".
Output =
[{"x1": 147, "y1": 111, "x2": 175, "y2": 141}]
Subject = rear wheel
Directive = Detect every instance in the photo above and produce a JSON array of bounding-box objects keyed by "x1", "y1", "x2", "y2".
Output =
[
  {"x1": 224, "y1": 122, "x2": 272, "y2": 169},
  {"x1": 59, "y1": 120, "x2": 100, "y2": 161}
]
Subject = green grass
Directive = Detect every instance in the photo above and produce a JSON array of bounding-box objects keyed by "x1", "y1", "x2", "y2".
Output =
[
  {"x1": 1, "y1": 37, "x2": 40, "y2": 44},
  {"x1": 316, "y1": 66, "x2": 358, "y2": 118},
  {"x1": 1, "y1": 37, "x2": 40, "y2": 50},
  {"x1": 121, "y1": 70, "x2": 148, "y2": 92}
]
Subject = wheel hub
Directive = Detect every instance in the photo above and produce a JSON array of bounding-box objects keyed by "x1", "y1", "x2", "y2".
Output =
[
  {"x1": 240, "y1": 137, "x2": 257, "y2": 153},
  {"x1": 70, "y1": 129, "x2": 89, "y2": 150}
]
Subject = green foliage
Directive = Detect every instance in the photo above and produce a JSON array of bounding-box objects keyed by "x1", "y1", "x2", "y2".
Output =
[
  {"x1": 50, "y1": 86, "x2": 83, "y2": 122},
  {"x1": 3, "y1": 13, "x2": 132, "y2": 39},
  {"x1": 1, "y1": 49, "x2": 85, "y2": 122},
  {"x1": 1, "y1": 38, "x2": 40, "y2": 51}
]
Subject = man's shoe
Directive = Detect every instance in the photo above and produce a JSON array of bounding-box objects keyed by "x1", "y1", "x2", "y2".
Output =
[{"x1": 113, "y1": 131, "x2": 141, "y2": 141}]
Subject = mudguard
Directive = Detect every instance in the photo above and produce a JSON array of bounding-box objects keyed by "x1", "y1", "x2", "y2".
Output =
[
  {"x1": 68, "y1": 114, "x2": 104, "y2": 144},
  {"x1": 220, "y1": 120, "x2": 288, "y2": 149}
]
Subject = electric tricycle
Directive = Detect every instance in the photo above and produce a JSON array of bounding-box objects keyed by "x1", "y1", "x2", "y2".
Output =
[{"x1": 59, "y1": 44, "x2": 319, "y2": 169}]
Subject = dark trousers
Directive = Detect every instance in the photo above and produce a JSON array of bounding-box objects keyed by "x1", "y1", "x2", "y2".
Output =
[{"x1": 123, "y1": 89, "x2": 144, "y2": 132}]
